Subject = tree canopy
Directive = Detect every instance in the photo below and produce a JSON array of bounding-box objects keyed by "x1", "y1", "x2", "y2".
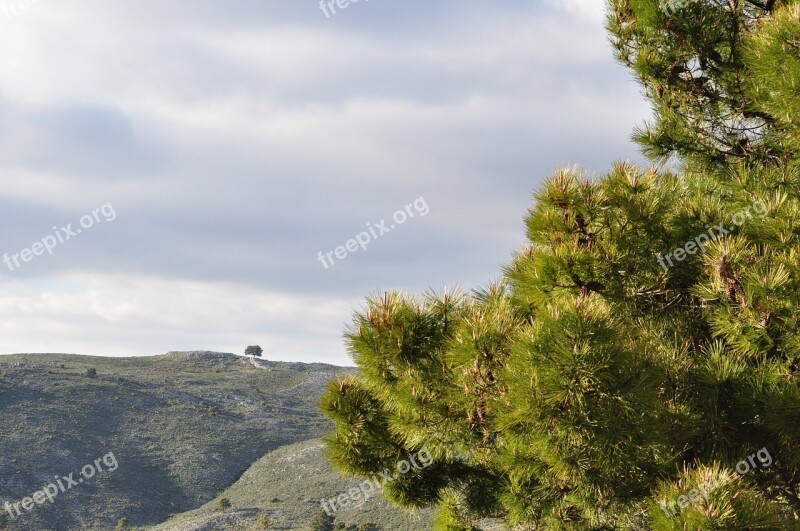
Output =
[
  {"x1": 610, "y1": 0, "x2": 800, "y2": 170},
  {"x1": 322, "y1": 2, "x2": 800, "y2": 529},
  {"x1": 245, "y1": 345, "x2": 264, "y2": 359}
]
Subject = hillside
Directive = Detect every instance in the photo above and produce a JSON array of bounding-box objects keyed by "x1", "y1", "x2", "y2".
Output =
[
  {"x1": 0, "y1": 352, "x2": 344, "y2": 530},
  {"x1": 151, "y1": 439, "x2": 437, "y2": 531}
]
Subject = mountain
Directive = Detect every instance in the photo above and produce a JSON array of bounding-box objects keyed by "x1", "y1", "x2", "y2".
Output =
[
  {"x1": 0, "y1": 352, "x2": 344, "y2": 530},
  {"x1": 152, "y1": 438, "x2": 436, "y2": 530}
]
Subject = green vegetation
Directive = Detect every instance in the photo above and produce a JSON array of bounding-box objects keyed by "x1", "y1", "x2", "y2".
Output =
[
  {"x1": 312, "y1": 509, "x2": 335, "y2": 531},
  {"x1": 322, "y1": 2, "x2": 800, "y2": 529},
  {"x1": 255, "y1": 512, "x2": 271, "y2": 528},
  {"x1": 608, "y1": 0, "x2": 800, "y2": 170},
  {"x1": 215, "y1": 497, "x2": 232, "y2": 513}
]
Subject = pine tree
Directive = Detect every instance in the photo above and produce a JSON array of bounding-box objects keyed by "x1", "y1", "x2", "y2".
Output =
[
  {"x1": 608, "y1": 0, "x2": 800, "y2": 171},
  {"x1": 322, "y1": 2, "x2": 800, "y2": 529}
]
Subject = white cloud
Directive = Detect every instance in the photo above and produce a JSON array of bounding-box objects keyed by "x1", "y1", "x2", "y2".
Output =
[{"x1": 0, "y1": 272, "x2": 355, "y2": 365}]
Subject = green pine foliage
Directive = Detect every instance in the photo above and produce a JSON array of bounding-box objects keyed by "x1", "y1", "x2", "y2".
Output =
[
  {"x1": 647, "y1": 463, "x2": 794, "y2": 529},
  {"x1": 608, "y1": 0, "x2": 800, "y2": 170},
  {"x1": 322, "y1": 2, "x2": 800, "y2": 529},
  {"x1": 746, "y1": 3, "x2": 800, "y2": 154}
]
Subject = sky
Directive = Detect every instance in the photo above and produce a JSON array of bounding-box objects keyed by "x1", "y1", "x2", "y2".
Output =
[{"x1": 0, "y1": 0, "x2": 649, "y2": 366}]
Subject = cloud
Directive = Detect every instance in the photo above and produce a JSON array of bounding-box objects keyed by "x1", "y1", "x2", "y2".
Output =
[
  {"x1": 0, "y1": 272, "x2": 355, "y2": 365},
  {"x1": 0, "y1": 0, "x2": 649, "y2": 363}
]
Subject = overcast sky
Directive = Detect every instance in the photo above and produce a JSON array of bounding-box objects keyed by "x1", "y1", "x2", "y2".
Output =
[{"x1": 0, "y1": 0, "x2": 648, "y2": 365}]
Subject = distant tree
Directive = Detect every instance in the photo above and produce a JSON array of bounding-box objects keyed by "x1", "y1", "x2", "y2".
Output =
[
  {"x1": 311, "y1": 509, "x2": 335, "y2": 531},
  {"x1": 215, "y1": 497, "x2": 231, "y2": 513},
  {"x1": 85, "y1": 368, "x2": 97, "y2": 379},
  {"x1": 115, "y1": 517, "x2": 129, "y2": 529},
  {"x1": 244, "y1": 345, "x2": 263, "y2": 359}
]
